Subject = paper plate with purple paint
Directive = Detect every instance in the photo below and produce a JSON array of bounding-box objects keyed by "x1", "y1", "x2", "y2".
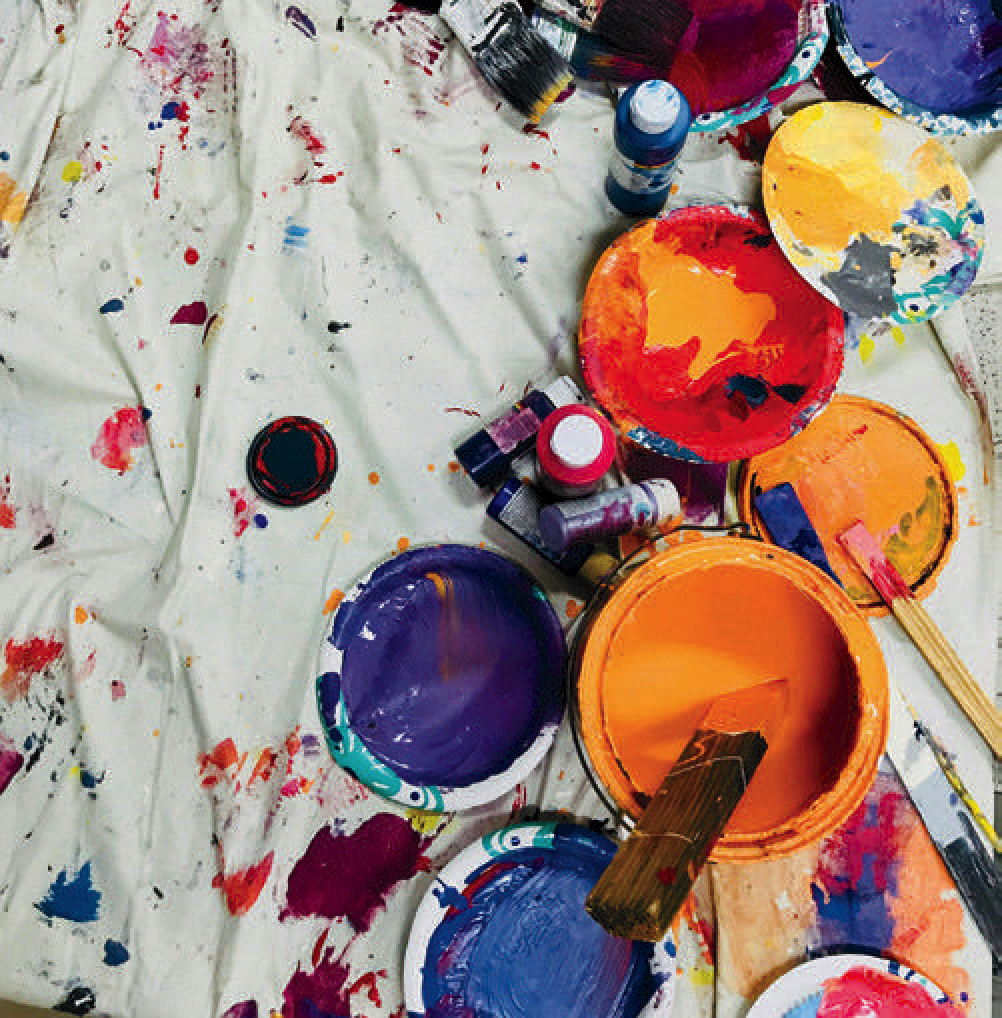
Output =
[
  {"x1": 676, "y1": 0, "x2": 828, "y2": 132},
  {"x1": 316, "y1": 544, "x2": 566, "y2": 812},
  {"x1": 404, "y1": 822, "x2": 677, "y2": 1018},
  {"x1": 763, "y1": 102, "x2": 985, "y2": 326},
  {"x1": 746, "y1": 954, "x2": 963, "y2": 1017},
  {"x1": 829, "y1": 0, "x2": 1002, "y2": 135}
]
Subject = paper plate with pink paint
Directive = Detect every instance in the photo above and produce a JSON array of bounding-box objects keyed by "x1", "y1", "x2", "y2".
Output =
[
  {"x1": 316, "y1": 544, "x2": 566, "y2": 812},
  {"x1": 747, "y1": 954, "x2": 963, "y2": 1017},
  {"x1": 674, "y1": 0, "x2": 829, "y2": 132},
  {"x1": 829, "y1": 0, "x2": 1002, "y2": 135},
  {"x1": 403, "y1": 822, "x2": 677, "y2": 1018},
  {"x1": 578, "y1": 203, "x2": 844, "y2": 464}
]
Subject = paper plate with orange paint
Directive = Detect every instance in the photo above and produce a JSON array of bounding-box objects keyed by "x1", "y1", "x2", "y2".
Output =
[
  {"x1": 578, "y1": 203, "x2": 844, "y2": 464},
  {"x1": 762, "y1": 102, "x2": 984, "y2": 325},
  {"x1": 736, "y1": 395, "x2": 958, "y2": 614},
  {"x1": 571, "y1": 537, "x2": 888, "y2": 862}
]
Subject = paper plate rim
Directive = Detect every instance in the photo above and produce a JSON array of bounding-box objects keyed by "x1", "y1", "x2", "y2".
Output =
[
  {"x1": 402, "y1": 821, "x2": 678, "y2": 1018},
  {"x1": 690, "y1": 0, "x2": 829, "y2": 132},
  {"x1": 746, "y1": 953, "x2": 956, "y2": 1017},
  {"x1": 315, "y1": 543, "x2": 566, "y2": 812},
  {"x1": 828, "y1": 2, "x2": 1002, "y2": 136},
  {"x1": 579, "y1": 201, "x2": 845, "y2": 464}
]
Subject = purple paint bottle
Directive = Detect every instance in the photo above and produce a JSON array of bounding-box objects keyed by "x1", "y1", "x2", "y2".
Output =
[
  {"x1": 539, "y1": 478, "x2": 680, "y2": 553},
  {"x1": 455, "y1": 376, "x2": 584, "y2": 488}
]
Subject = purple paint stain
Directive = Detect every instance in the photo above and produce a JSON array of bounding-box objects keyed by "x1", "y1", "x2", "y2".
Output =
[
  {"x1": 99, "y1": 298, "x2": 125, "y2": 314},
  {"x1": 0, "y1": 740, "x2": 24, "y2": 796},
  {"x1": 103, "y1": 939, "x2": 130, "y2": 966},
  {"x1": 35, "y1": 862, "x2": 101, "y2": 923},
  {"x1": 838, "y1": 0, "x2": 1002, "y2": 114},
  {"x1": 283, "y1": 950, "x2": 351, "y2": 1018},
  {"x1": 281, "y1": 813, "x2": 429, "y2": 931},
  {"x1": 221, "y1": 1002, "x2": 258, "y2": 1018},
  {"x1": 170, "y1": 300, "x2": 209, "y2": 326},
  {"x1": 285, "y1": 5, "x2": 317, "y2": 39}
]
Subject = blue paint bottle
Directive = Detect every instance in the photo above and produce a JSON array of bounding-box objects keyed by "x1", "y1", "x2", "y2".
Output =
[{"x1": 605, "y1": 80, "x2": 691, "y2": 217}]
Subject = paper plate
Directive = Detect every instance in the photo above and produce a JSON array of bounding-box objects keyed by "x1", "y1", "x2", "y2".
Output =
[
  {"x1": 579, "y1": 203, "x2": 844, "y2": 464},
  {"x1": 686, "y1": 0, "x2": 829, "y2": 132},
  {"x1": 828, "y1": 1, "x2": 1002, "y2": 136},
  {"x1": 746, "y1": 954, "x2": 958, "y2": 1017},
  {"x1": 316, "y1": 544, "x2": 566, "y2": 812},
  {"x1": 736, "y1": 394, "x2": 958, "y2": 614},
  {"x1": 403, "y1": 822, "x2": 677, "y2": 1018},
  {"x1": 762, "y1": 102, "x2": 985, "y2": 326}
]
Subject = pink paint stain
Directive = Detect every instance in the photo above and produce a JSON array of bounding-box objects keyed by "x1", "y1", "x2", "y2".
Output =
[
  {"x1": 220, "y1": 1002, "x2": 258, "y2": 1018},
  {"x1": 1, "y1": 635, "x2": 64, "y2": 702},
  {"x1": 212, "y1": 851, "x2": 274, "y2": 916},
  {"x1": 283, "y1": 947, "x2": 352, "y2": 1018},
  {"x1": 111, "y1": 679, "x2": 126, "y2": 701},
  {"x1": 281, "y1": 813, "x2": 431, "y2": 931},
  {"x1": 0, "y1": 735, "x2": 24, "y2": 796},
  {"x1": 170, "y1": 300, "x2": 209, "y2": 325},
  {"x1": 228, "y1": 486, "x2": 262, "y2": 538},
  {"x1": 143, "y1": 12, "x2": 216, "y2": 96},
  {"x1": 818, "y1": 965, "x2": 965, "y2": 1017},
  {"x1": 0, "y1": 474, "x2": 16, "y2": 529},
  {"x1": 90, "y1": 406, "x2": 150, "y2": 474}
]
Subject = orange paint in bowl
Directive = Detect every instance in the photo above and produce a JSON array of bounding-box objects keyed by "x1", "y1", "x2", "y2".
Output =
[{"x1": 573, "y1": 539, "x2": 887, "y2": 862}]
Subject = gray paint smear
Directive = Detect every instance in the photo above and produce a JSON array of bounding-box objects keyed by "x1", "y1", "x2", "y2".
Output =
[{"x1": 821, "y1": 234, "x2": 898, "y2": 319}]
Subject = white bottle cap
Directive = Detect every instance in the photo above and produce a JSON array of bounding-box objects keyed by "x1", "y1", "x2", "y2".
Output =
[
  {"x1": 543, "y1": 374, "x2": 585, "y2": 408},
  {"x1": 550, "y1": 414, "x2": 604, "y2": 469},
  {"x1": 630, "y1": 80, "x2": 682, "y2": 134},
  {"x1": 645, "y1": 478, "x2": 681, "y2": 520}
]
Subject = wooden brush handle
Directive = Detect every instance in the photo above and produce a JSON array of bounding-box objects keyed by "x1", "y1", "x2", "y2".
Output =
[
  {"x1": 585, "y1": 728, "x2": 768, "y2": 942},
  {"x1": 891, "y1": 598, "x2": 1002, "y2": 759}
]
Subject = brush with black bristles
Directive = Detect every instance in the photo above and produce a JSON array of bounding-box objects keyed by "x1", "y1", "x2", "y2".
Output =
[
  {"x1": 533, "y1": 0, "x2": 691, "y2": 66},
  {"x1": 440, "y1": 0, "x2": 574, "y2": 122},
  {"x1": 529, "y1": 8, "x2": 667, "y2": 82}
]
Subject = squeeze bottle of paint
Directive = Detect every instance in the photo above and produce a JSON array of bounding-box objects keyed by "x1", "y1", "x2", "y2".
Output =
[
  {"x1": 605, "y1": 80, "x2": 691, "y2": 217},
  {"x1": 535, "y1": 403, "x2": 617, "y2": 498},
  {"x1": 539, "y1": 478, "x2": 681, "y2": 553},
  {"x1": 487, "y1": 477, "x2": 618, "y2": 584},
  {"x1": 455, "y1": 376, "x2": 584, "y2": 489}
]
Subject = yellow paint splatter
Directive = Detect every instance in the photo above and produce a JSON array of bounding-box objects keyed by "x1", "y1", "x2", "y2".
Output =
[
  {"x1": 407, "y1": 809, "x2": 441, "y2": 835},
  {"x1": 427, "y1": 463, "x2": 436, "y2": 472},
  {"x1": 74, "y1": 605, "x2": 89, "y2": 625},
  {"x1": 342, "y1": 530, "x2": 352, "y2": 544},
  {"x1": 314, "y1": 508, "x2": 336, "y2": 540},
  {"x1": 0, "y1": 172, "x2": 28, "y2": 225},
  {"x1": 323, "y1": 589, "x2": 344, "y2": 615},
  {"x1": 935, "y1": 440, "x2": 966, "y2": 481},
  {"x1": 859, "y1": 334, "x2": 876, "y2": 365},
  {"x1": 62, "y1": 160, "x2": 83, "y2": 183},
  {"x1": 689, "y1": 967, "x2": 715, "y2": 987},
  {"x1": 891, "y1": 326, "x2": 906, "y2": 346}
]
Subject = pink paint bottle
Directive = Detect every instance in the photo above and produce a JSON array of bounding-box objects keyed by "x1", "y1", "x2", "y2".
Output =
[{"x1": 535, "y1": 404, "x2": 617, "y2": 498}]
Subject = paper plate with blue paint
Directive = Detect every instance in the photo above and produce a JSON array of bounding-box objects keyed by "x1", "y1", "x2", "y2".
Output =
[
  {"x1": 829, "y1": 0, "x2": 1002, "y2": 136},
  {"x1": 316, "y1": 544, "x2": 566, "y2": 812},
  {"x1": 746, "y1": 954, "x2": 961, "y2": 1017},
  {"x1": 404, "y1": 822, "x2": 677, "y2": 1018},
  {"x1": 763, "y1": 102, "x2": 985, "y2": 326}
]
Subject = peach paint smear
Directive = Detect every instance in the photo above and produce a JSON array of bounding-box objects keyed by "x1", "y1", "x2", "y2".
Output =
[{"x1": 91, "y1": 406, "x2": 150, "y2": 473}]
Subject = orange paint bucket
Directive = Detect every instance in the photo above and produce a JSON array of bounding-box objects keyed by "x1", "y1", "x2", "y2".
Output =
[{"x1": 571, "y1": 537, "x2": 887, "y2": 862}]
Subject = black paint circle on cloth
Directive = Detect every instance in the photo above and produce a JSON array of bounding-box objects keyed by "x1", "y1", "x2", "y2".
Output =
[{"x1": 247, "y1": 416, "x2": 337, "y2": 506}]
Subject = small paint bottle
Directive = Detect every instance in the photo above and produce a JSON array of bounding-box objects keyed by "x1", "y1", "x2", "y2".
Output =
[
  {"x1": 487, "y1": 477, "x2": 618, "y2": 584},
  {"x1": 454, "y1": 375, "x2": 584, "y2": 489},
  {"x1": 535, "y1": 403, "x2": 617, "y2": 498},
  {"x1": 605, "y1": 80, "x2": 692, "y2": 217},
  {"x1": 539, "y1": 478, "x2": 681, "y2": 553}
]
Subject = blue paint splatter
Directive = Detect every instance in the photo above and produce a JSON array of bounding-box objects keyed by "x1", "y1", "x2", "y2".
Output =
[
  {"x1": 285, "y1": 5, "x2": 317, "y2": 38},
  {"x1": 253, "y1": 513, "x2": 269, "y2": 529},
  {"x1": 103, "y1": 938, "x2": 130, "y2": 966},
  {"x1": 35, "y1": 862, "x2": 101, "y2": 922},
  {"x1": 99, "y1": 298, "x2": 125, "y2": 314},
  {"x1": 161, "y1": 101, "x2": 183, "y2": 120},
  {"x1": 79, "y1": 768, "x2": 104, "y2": 789},
  {"x1": 283, "y1": 218, "x2": 310, "y2": 253}
]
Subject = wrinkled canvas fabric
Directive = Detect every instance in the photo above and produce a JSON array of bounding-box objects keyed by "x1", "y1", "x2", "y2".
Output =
[{"x1": 0, "y1": 1, "x2": 996, "y2": 1016}]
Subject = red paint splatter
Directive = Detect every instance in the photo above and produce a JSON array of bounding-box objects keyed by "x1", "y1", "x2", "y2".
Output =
[
  {"x1": 348, "y1": 969, "x2": 387, "y2": 1007},
  {"x1": 153, "y1": 143, "x2": 164, "y2": 199},
  {"x1": 170, "y1": 300, "x2": 209, "y2": 325},
  {"x1": 817, "y1": 965, "x2": 964, "y2": 1017},
  {"x1": 0, "y1": 475, "x2": 16, "y2": 528},
  {"x1": 111, "y1": 679, "x2": 126, "y2": 700},
  {"x1": 213, "y1": 852, "x2": 274, "y2": 916},
  {"x1": 281, "y1": 813, "x2": 431, "y2": 931},
  {"x1": 90, "y1": 406, "x2": 149, "y2": 474},
  {"x1": 719, "y1": 114, "x2": 773, "y2": 163},
  {"x1": 228, "y1": 486, "x2": 262, "y2": 538},
  {"x1": 184, "y1": 246, "x2": 199, "y2": 264},
  {"x1": 289, "y1": 116, "x2": 327, "y2": 158},
  {"x1": 508, "y1": 781, "x2": 528, "y2": 820},
  {"x1": 1, "y1": 635, "x2": 64, "y2": 702},
  {"x1": 198, "y1": 737, "x2": 245, "y2": 787}
]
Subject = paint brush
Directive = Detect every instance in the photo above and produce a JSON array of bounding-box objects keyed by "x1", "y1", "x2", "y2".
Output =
[
  {"x1": 837, "y1": 521, "x2": 1002, "y2": 759},
  {"x1": 439, "y1": 0, "x2": 573, "y2": 122},
  {"x1": 753, "y1": 482, "x2": 841, "y2": 586},
  {"x1": 585, "y1": 677, "x2": 788, "y2": 942},
  {"x1": 532, "y1": 0, "x2": 692, "y2": 65}
]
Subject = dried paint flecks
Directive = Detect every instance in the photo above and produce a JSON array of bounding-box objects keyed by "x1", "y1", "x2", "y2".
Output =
[
  {"x1": 0, "y1": 474, "x2": 15, "y2": 528},
  {"x1": 220, "y1": 1002, "x2": 258, "y2": 1018},
  {"x1": 54, "y1": 986, "x2": 97, "y2": 1015},
  {"x1": 35, "y1": 862, "x2": 101, "y2": 923},
  {"x1": 212, "y1": 852, "x2": 275, "y2": 916},
  {"x1": 281, "y1": 812, "x2": 431, "y2": 930},
  {"x1": 283, "y1": 938, "x2": 389, "y2": 1018},
  {"x1": 285, "y1": 6, "x2": 317, "y2": 38},
  {"x1": 228, "y1": 487, "x2": 268, "y2": 538},
  {"x1": 0, "y1": 733, "x2": 24, "y2": 795},
  {"x1": 90, "y1": 406, "x2": 151, "y2": 474},
  {"x1": 170, "y1": 300, "x2": 209, "y2": 325},
  {"x1": 2, "y1": 634, "x2": 64, "y2": 702}
]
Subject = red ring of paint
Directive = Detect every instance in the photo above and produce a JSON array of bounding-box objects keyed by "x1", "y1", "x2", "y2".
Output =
[
  {"x1": 536, "y1": 404, "x2": 617, "y2": 491},
  {"x1": 247, "y1": 416, "x2": 337, "y2": 507}
]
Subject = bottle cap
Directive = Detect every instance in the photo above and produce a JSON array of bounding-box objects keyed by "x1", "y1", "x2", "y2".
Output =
[
  {"x1": 543, "y1": 374, "x2": 586, "y2": 408},
  {"x1": 630, "y1": 80, "x2": 682, "y2": 134},
  {"x1": 646, "y1": 478, "x2": 682, "y2": 521},
  {"x1": 247, "y1": 416, "x2": 337, "y2": 506},
  {"x1": 549, "y1": 414, "x2": 604, "y2": 469}
]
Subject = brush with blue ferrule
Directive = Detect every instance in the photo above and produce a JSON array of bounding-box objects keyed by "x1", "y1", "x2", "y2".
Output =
[{"x1": 753, "y1": 482, "x2": 841, "y2": 586}]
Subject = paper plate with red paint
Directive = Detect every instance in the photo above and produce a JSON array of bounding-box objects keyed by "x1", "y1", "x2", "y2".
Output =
[
  {"x1": 747, "y1": 954, "x2": 962, "y2": 1017},
  {"x1": 579, "y1": 203, "x2": 845, "y2": 464}
]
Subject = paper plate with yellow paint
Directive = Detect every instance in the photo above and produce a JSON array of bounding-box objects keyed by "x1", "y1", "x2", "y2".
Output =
[
  {"x1": 578, "y1": 203, "x2": 844, "y2": 463},
  {"x1": 736, "y1": 394, "x2": 959, "y2": 614},
  {"x1": 762, "y1": 102, "x2": 984, "y2": 325}
]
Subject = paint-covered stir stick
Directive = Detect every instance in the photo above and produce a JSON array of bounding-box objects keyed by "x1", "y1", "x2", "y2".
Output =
[
  {"x1": 585, "y1": 678, "x2": 789, "y2": 942},
  {"x1": 838, "y1": 521, "x2": 1002, "y2": 759}
]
